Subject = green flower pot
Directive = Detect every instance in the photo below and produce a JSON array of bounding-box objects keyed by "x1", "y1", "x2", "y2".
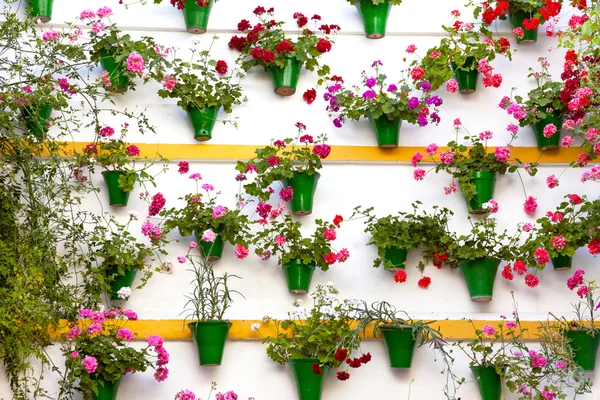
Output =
[
  {"x1": 531, "y1": 110, "x2": 564, "y2": 150},
  {"x1": 182, "y1": 0, "x2": 213, "y2": 34},
  {"x1": 565, "y1": 330, "x2": 600, "y2": 371},
  {"x1": 354, "y1": 0, "x2": 391, "y2": 39},
  {"x1": 379, "y1": 326, "x2": 417, "y2": 368},
  {"x1": 458, "y1": 258, "x2": 500, "y2": 302},
  {"x1": 28, "y1": 0, "x2": 54, "y2": 23},
  {"x1": 188, "y1": 320, "x2": 231, "y2": 366},
  {"x1": 99, "y1": 51, "x2": 130, "y2": 93},
  {"x1": 382, "y1": 247, "x2": 408, "y2": 272},
  {"x1": 551, "y1": 254, "x2": 572, "y2": 271},
  {"x1": 451, "y1": 57, "x2": 479, "y2": 94},
  {"x1": 470, "y1": 366, "x2": 501, "y2": 400},
  {"x1": 268, "y1": 57, "x2": 302, "y2": 96},
  {"x1": 288, "y1": 358, "x2": 328, "y2": 400},
  {"x1": 102, "y1": 171, "x2": 134, "y2": 207},
  {"x1": 462, "y1": 171, "x2": 496, "y2": 214},
  {"x1": 187, "y1": 106, "x2": 219, "y2": 141},
  {"x1": 285, "y1": 172, "x2": 320, "y2": 216},
  {"x1": 21, "y1": 104, "x2": 52, "y2": 138},
  {"x1": 194, "y1": 231, "x2": 225, "y2": 261},
  {"x1": 368, "y1": 115, "x2": 402, "y2": 149},
  {"x1": 509, "y1": 11, "x2": 539, "y2": 44},
  {"x1": 106, "y1": 265, "x2": 137, "y2": 301},
  {"x1": 283, "y1": 259, "x2": 316, "y2": 294},
  {"x1": 91, "y1": 377, "x2": 121, "y2": 400}
]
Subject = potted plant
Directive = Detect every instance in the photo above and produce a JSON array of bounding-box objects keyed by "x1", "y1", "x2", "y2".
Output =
[
  {"x1": 80, "y1": 7, "x2": 166, "y2": 94},
  {"x1": 251, "y1": 211, "x2": 349, "y2": 294},
  {"x1": 183, "y1": 247, "x2": 241, "y2": 367},
  {"x1": 159, "y1": 175, "x2": 250, "y2": 261},
  {"x1": 471, "y1": 0, "x2": 564, "y2": 44},
  {"x1": 413, "y1": 123, "x2": 534, "y2": 214},
  {"x1": 347, "y1": 0, "x2": 404, "y2": 39},
  {"x1": 443, "y1": 216, "x2": 520, "y2": 302},
  {"x1": 17, "y1": 77, "x2": 70, "y2": 138},
  {"x1": 520, "y1": 194, "x2": 591, "y2": 271},
  {"x1": 27, "y1": 0, "x2": 54, "y2": 22},
  {"x1": 235, "y1": 123, "x2": 330, "y2": 215},
  {"x1": 325, "y1": 62, "x2": 444, "y2": 148},
  {"x1": 351, "y1": 202, "x2": 453, "y2": 275},
  {"x1": 416, "y1": 10, "x2": 511, "y2": 94},
  {"x1": 257, "y1": 284, "x2": 369, "y2": 400},
  {"x1": 61, "y1": 307, "x2": 169, "y2": 400},
  {"x1": 502, "y1": 58, "x2": 566, "y2": 150},
  {"x1": 156, "y1": 36, "x2": 244, "y2": 141},
  {"x1": 151, "y1": 0, "x2": 220, "y2": 34},
  {"x1": 229, "y1": 7, "x2": 339, "y2": 96}
]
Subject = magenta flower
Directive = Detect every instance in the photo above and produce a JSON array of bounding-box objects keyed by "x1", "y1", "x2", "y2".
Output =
[
  {"x1": 126, "y1": 52, "x2": 145, "y2": 75},
  {"x1": 92, "y1": 21, "x2": 106, "y2": 33},
  {"x1": 212, "y1": 205, "x2": 227, "y2": 219},
  {"x1": 279, "y1": 187, "x2": 294, "y2": 202},
  {"x1": 81, "y1": 356, "x2": 98, "y2": 373},
  {"x1": 323, "y1": 228, "x2": 337, "y2": 241},
  {"x1": 189, "y1": 241, "x2": 198, "y2": 249},
  {"x1": 552, "y1": 236, "x2": 566, "y2": 250},
  {"x1": 337, "y1": 248, "x2": 350, "y2": 262},
  {"x1": 71, "y1": 351, "x2": 79, "y2": 358},
  {"x1": 313, "y1": 144, "x2": 331, "y2": 159},
  {"x1": 177, "y1": 253, "x2": 186, "y2": 264},
  {"x1": 99, "y1": 126, "x2": 114, "y2": 137},
  {"x1": 177, "y1": 161, "x2": 189, "y2": 174},
  {"x1": 494, "y1": 146, "x2": 511, "y2": 162},
  {"x1": 275, "y1": 236, "x2": 286, "y2": 246},
  {"x1": 117, "y1": 328, "x2": 134, "y2": 342},
  {"x1": 67, "y1": 326, "x2": 82, "y2": 339},
  {"x1": 189, "y1": 173, "x2": 202, "y2": 180},
  {"x1": 439, "y1": 150, "x2": 454, "y2": 165},
  {"x1": 543, "y1": 123, "x2": 557, "y2": 138},
  {"x1": 362, "y1": 90, "x2": 376, "y2": 99},
  {"x1": 505, "y1": 321, "x2": 517, "y2": 329},
  {"x1": 482, "y1": 324, "x2": 496, "y2": 336},
  {"x1": 146, "y1": 335, "x2": 164, "y2": 347},
  {"x1": 413, "y1": 168, "x2": 426, "y2": 181},
  {"x1": 534, "y1": 248, "x2": 550, "y2": 265},
  {"x1": 202, "y1": 183, "x2": 215, "y2": 191},
  {"x1": 80, "y1": 9, "x2": 96, "y2": 19},
  {"x1": 162, "y1": 74, "x2": 176, "y2": 91},
  {"x1": 425, "y1": 143, "x2": 438, "y2": 156},
  {"x1": 96, "y1": 6, "x2": 113, "y2": 18},
  {"x1": 411, "y1": 152, "x2": 423, "y2": 167},
  {"x1": 175, "y1": 390, "x2": 196, "y2": 400},
  {"x1": 523, "y1": 197, "x2": 537, "y2": 215},
  {"x1": 445, "y1": 79, "x2": 458, "y2": 93},
  {"x1": 148, "y1": 193, "x2": 166, "y2": 216},
  {"x1": 235, "y1": 245, "x2": 249, "y2": 259},
  {"x1": 86, "y1": 323, "x2": 102, "y2": 335},
  {"x1": 154, "y1": 366, "x2": 169, "y2": 382},
  {"x1": 42, "y1": 30, "x2": 58, "y2": 41},
  {"x1": 562, "y1": 136, "x2": 575, "y2": 147},
  {"x1": 123, "y1": 309, "x2": 138, "y2": 320}
]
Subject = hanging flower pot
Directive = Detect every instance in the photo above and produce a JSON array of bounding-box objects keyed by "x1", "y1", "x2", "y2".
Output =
[
  {"x1": 194, "y1": 230, "x2": 225, "y2": 261},
  {"x1": 288, "y1": 358, "x2": 328, "y2": 400},
  {"x1": 382, "y1": 247, "x2": 408, "y2": 272},
  {"x1": 21, "y1": 104, "x2": 52, "y2": 138},
  {"x1": 91, "y1": 376, "x2": 121, "y2": 400},
  {"x1": 99, "y1": 51, "x2": 130, "y2": 93},
  {"x1": 470, "y1": 366, "x2": 501, "y2": 400},
  {"x1": 354, "y1": 0, "x2": 391, "y2": 39},
  {"x1": 28, "y1": 0, "x2": 54, "y2": 23},
  {"x1": 187, "y1": 106, "x2": 219, "y2": 141},
  {"x1": 367, "y1": 115, "x2": 401, "y2": 148},
  {"x1": 283, "y1": 259, "x2": 316, "y2": 294},
  {"x1": 462, "y1": 171, "x2": 495, "y2": 214},
  {"x1": 451, "y1": 57, "x2": 479, "y2": 94},
  {"x1": 509, "y1": 11, "x2": 539, "y2": 44},
  {"x1": 285, "y1": 172, "x2": 320, "y2": 216},
  {"x1": 379, "y1": 326, "x2": 416, "y2": 368},
  {"x1": 182, "y1": 0, "x2": 213, "y2": 34},
  {"x1": 551, "y1": 254, "x2": 572, "y2": 271},
  {"x1": 102, "y1": 171, "x2": 135, "y2": 207},
  {"x1": 530, "y1": 110, "x2": 564, "y2": 150},
  {"x1": 106, "y1": 265, "x2": 136, "y2": 301},
  {"x1": 188, "y1": 320, "x2": 231, "y2": 366},
  {"x1": 565, "y1": 330, "x2": 600, "y2": 371},
  {"x1": 458, "y1": 258, "x2": 500, "y2": 302},
  {"x1": 268, "y1": 57, "x2": 302, "y2": 96}
]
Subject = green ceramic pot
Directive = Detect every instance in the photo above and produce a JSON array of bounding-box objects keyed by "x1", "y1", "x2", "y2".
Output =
[
  {"x1": 565, "y1": 330, "x2": 600, "y2": 371},
  {"x1": 21, "y1": 104, "x2": 52, "y2": 137},
  {"x1": 285, "y1": 172, "x2": 320, "y2": 215},
  {"x1": 187, "y1": 106, "x2": 219, "y2": 141},
  {"x1": 368, "y1": 115, "x2": 402, "y2": 148},
  {"x1": 354, "y1": 0, "x2": 391, "y2": 39},
  {"x1": 382, "y1": 247, "x2": 408, "y2": 272},
  {"x1": 99, "y1": 51, "x2": 130, "y2": 92},
  {"x1": 188, "y1": 320, "x2": 231, "y2": 366},
  {"x1": 379, "y1": 326, "x2": 417, "y2": 368},
  {"x1": 283, "y1": 259, "x2": 316, "y2": 294},
  {"x1": 551, "y1": 254, "x2": 572, "y2": 271},
  {"x1": 470, "y1": 366, "x2": 501, "y2": 400},
  {"x1": 288, "y1": 358, "x2": 328, "y2": 400},
  {"x1": 530, "y1": 110, "x2": 564, "y2": 150},
  {"x1": 458, "y1": 258, "x2": 500, "y2": 302},
  {"x1": 106, "y1": 265, "x2": 137, "y2": 301},
  {"x1": 268, "y1": 57, "x2": 302, "y2": 96},
  {"x1": 28, "y1": 0, "x2": 54, "y2": 23},
  {"x1": 194, "y1": 230, "x2": 225, "y2": 261},
  {"x1": 182, "y1": 0, "x2": 213, "y2": 33},
  {"x1": 451, "y1": 57, "x2": 479, "y2": 94},
  {"x1": 509, "y1": 11, "x2": 539, "y2": 44},
  {"x1": 462, "y1": 171, "x2": 496, "y2": 214},
  {"x1": 102, "y1": 171, "x2": 134, "y2": 207}
]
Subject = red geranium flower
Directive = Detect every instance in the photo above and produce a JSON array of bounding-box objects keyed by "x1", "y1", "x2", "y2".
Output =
[
  {"x1": 497, "y1": 37, "x2": 510, "y2": 53},
  {"x1": 333, "y1": 215, "x2": 344, "y2": 228},
  {"x1": 303, "y1": 89, "x2": 317, "y2": 104},
  {"x1": 525, "y1": 274, "x2": 539, "y2": 288},
  {"x1": 417, "y1": 276, "x2": 431, "y2": 288},
  {"x1": 276, "y1": 40, "x2": 294, "y2": 54},
  {"x1": 253, "y1": 6, "x2": 266, "y2": 15},
  {"x1": 336, "y1": 371, "x2": 350, "y2": 381},
  {"x1": 501, "y1": 265, "x2": 514, "y2": 280},
  {"x1": 316, "y1": 38, "x2": 332, "y2": 53},
  {"x1": 522, "y1": 18, "x2": 540, "y2": 31},
  {"x1": 359, "y1": 353, "x2": 371, "y2": 364},
  {"x1": 262, "y1": 50, "x2": 275, "y2": 64},
  {"x1": 346, "y1": 357, "x2": 362, "y2": 368},
  {"x1": 334, "y1": 348, "x2": 348, "y2": 362},
  {"x1": 237, "y1": 19, "x2": 251, "y2": 32},
  {"x1": 324, "y1": 252, "x2": 337, "y2": 265},
  {"x1": 215, "y1": 60, "x2": 228, "y2": 75},
  {"x1": 394, "y1": 270, "x2": 407, "y2": 283},
  {"x1": 312, "y1": 363, "x2": 323, "y2": 375}
]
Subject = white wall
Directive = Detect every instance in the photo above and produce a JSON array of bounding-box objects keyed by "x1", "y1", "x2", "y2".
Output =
[{"x1": 2, "y1": 0, "x2": 599, "y2": 399}]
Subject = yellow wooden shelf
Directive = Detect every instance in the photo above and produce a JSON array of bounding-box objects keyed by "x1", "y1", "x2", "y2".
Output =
[{"x1": 51, "y1": 142, "x2": 591, "y2": 164}]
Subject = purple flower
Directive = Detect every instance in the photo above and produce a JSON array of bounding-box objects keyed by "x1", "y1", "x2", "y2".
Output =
[
  {"x1": 387, "y1": 84, "x2": 398, "y2": 92},
  {"x1": 333, "y1": 118, "x2": 342, "y2": 128},
  {"x1": 362, "y1": 90, "x2": 376, "y2": 99},
  {"x1": 430, "y1": 113, "x2": 440, "y2": 124},
  {"x1": 417, "y1": 115, "x2": 428, "y2": 127},
  {"x1": 328, "y1": 84, "x2": 342, "y2": 93},
  {"x1": 235, "y1": 174, "x2": 247, "y2": 181},
  {"x1": 365, "y1": 77, "x2": 376, "y2": 88},
  {"x1": 371, "y1": 60, "x2": 382, "y2": 67},
  {"x1": 424, "y1": 95, "x2": 443, "y2": 107},
  {"x1": 419, "y1": 81, "x2": 432, "y2": 92},
  {"x1": 407, "y1": 97, "x2": 420, "y2": 110}
]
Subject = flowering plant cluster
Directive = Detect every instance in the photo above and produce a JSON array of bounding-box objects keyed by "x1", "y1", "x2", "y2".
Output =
[
  {"x1": 520, "y1": 194, "x2": 592, "y2": 267},
  {"x1": 229, "y1": 7, "x2": 339, "y2": 80},
  {"x1": 79, "y1": 6, "x2": 167, "y2": 93},
  {"x1": 251, "y1": 211, "x2": 348, "y2": 271},
  {"x1": 557, "y1": 269, "x2": 600, "y2": 335},
  {"x1": 235, "y1": 123, "x2": 330, "y2": 202},
  {"x1": 61, "y1": 308, "x2": 169, "y2": 395},
  {"x1": 174, "y1": 383, "x2": 252, "y2": 400},
  {"x1": 325, "y1": 62, "x2": 443, "y2": 128},
  {"x1": 156, "y1": 36, "x2": 245, "y2": 114},
  {"x1": 159, "y1": 173, "x2": 250, "y2": 249},
  {"x1": 260, "y1": 284, "x2": 369, "y2": 381}
]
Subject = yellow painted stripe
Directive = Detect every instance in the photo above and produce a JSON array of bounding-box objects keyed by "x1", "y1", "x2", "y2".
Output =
[
  {"x1": 50, "y1": 319, "x2": 583, "y2": 341},
  {"x1": 48, "y1": 142, "x2": 591, "y2": 164}
]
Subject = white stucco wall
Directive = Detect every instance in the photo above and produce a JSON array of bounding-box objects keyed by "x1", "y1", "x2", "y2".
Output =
[{"x1": 1, "y1": 0, "x2": 599, "y2": 399}]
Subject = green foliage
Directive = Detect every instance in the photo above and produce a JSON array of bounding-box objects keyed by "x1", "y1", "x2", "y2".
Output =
[{"x1": 262, "y1": 285, "x2": 361, "y2": 367}]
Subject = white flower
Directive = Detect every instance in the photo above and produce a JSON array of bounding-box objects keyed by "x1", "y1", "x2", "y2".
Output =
[
  {"x1": 128, "y1": 211, "x2": 139, "y2": 220},
  {"x1": 290, "y1": 307, "x2": 304, "y2": 317},
  {"x1": 88, "y1": 157, "x2": 96, "y2": 163},
  {"x1": 250, "y1": 323, "x2": 260, "y2": 331},
  {"x1": 346, "y1": 297, "x2": 363, "y2": 307},
  {"x1": 326, "y1": 281, "x2": 335, "y2": 287},
  {"x1": 319, "y1": 306, "x2": 335, "y2": 316},
  {"x1": 292, "y1": 299, "x2": 303, "y2": 307},
  {"x1": 482, "y1": 202, "x2": 492, "y2": 210},
  {"x1": 117, "y1": 287, "x2": 132, "y2": 300}
]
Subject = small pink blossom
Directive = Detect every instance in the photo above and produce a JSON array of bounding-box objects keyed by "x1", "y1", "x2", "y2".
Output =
[
  {"x1": 81, "y1": 356, "x2": 98, "y2": 374},
  {"x1": 80, "y1": 9, "x2": 96, "y2": 19},
  {"x1": 440, "y1": 150, "x2": 454, "y2": 165},
  {"x1": 117, "y1": 328, "x2": 134, "y2": 342},
  {"x1": 96, "y1": 6, "x2": 113, "y2": 18},
  {"x1": 413, "y1": 168, "x2": 426, "y2": 181},
  {"x1": 201, "y1": 229, "x2": 216, "y2": 243},
  {"x1": 189, "y1": 241, "x2": 198, "y2": 249},
  {"x1": 235, "y1": 245, "x2": 249, "y2": 259},
  {"x1": 444, "y1": 181, "x2": 457, "y2": 195},
  {"x1": 126, "y1": 52, "x2": 145, "y2": 75},
  {"x1": 177, "y1": 253, "x2": 186, "y2": 263},
  {"x1": 42, "y1": 30, "x2": 58, "y2": 41},
  {"x1": 494, "y1": 146, "x2": 510, "y2": 162},
  {"x1": 479, "y1": 130, "x2": 493, "y2": 140},
  {"x1": 162, "y1": 74, "x2": 176, "y2": 91},
  {"x1": 425, "y1": 143, "x2": 438, "y2": 156},
  {"x1": 101, "y1": 70, "x2": 112, "y2": 87},
  {"x1": 453, "y1": 118, "x2": 461, "y2": 127},
  {"x1": 275, "y1": 236, "x2": 286, "y2": 246},
  {"x1": 405, "y1": 44, "x2": 417, "y2": 53},
  {"x1": 92, "y1": 21, "x2": 106, "y2": 33},
  {"x1": 524, "y1": 197, "x2": 537, "y2": 215},
  {"x1": 552, "y1": 236, "x2": 566, "y2": 250},
  {"x1": 482, "y1": 325, "x2": 496, "y2": 336},
  {"x1": 561, "y1": 136, "x2": 574, "y2": 147},
  {"x1": 543, "y1": 123, "x2": 557, "y2": 138},
  {"x1": 513, "y1": 27, "x2": 525, "y2": 39},
  {"x1": 446, "y1": 79, "x2": 458, "y2": 93},
  {"x1": 323, "y1": 228, "x2": 337, "y2": 241}
]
